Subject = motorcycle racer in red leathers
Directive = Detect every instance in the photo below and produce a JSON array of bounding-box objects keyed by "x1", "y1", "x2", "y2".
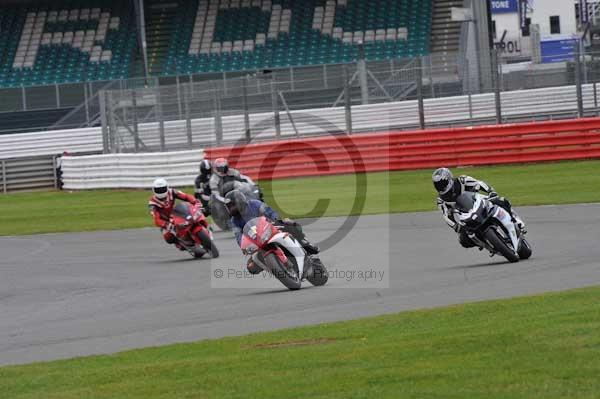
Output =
[{"x1": 148, "y1": 178, "x2": 199, "y2": 249}]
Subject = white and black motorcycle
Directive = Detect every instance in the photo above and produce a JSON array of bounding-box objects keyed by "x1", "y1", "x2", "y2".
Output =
[
  {"x1": 240, "y1": 216, "x2": 328, "y2": 290},
  {"x1": 454, "y1": 192, "x2": 532, "y2": 263}
]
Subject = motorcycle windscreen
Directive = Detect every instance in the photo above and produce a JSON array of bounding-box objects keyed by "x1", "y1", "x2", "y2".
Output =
[
  {"x1": 171, "y1": 203, "x2": 191, "y2": 219},
  {"x1": 455, "y1": 193, "x2": 476, "y2": 213},
  {"x1": 242, "y1": 216, "x2": 274, "y2": 246}
]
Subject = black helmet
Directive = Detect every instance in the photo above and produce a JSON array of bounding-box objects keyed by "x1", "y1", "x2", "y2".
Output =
[
  {"x1": 224, "y1": 189, "x2": 247, "y2": 217},
  {"x1": 199, "y1": 159, "x2": 212, "y2": 176},
  {"x1": 432, "y1": 167, "x2": 454, "y2": 195}
]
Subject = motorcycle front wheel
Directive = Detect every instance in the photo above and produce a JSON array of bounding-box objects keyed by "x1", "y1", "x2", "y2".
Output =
[
  {"x1": 264, "y1": 252, "x2": 301, "y2": 290},
  {"x1": 306, "y1": 257, "x2": 328, "y2": 286},
  {"x1": 518, "y1": 238, "x2": 532, "y2": 260}
]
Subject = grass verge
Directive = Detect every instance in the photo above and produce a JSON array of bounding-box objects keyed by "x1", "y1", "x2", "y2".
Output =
[
  {"x1": 0, "y1": 160, "x2": 599, "y2": 236},
  {"x1": 1, "y1": 286, "x2": 600, "y2": 398}
]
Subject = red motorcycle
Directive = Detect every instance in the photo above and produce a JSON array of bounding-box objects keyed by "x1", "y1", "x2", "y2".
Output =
[
  {"x1": 241, "y1": 216, "x2": 328, "y2": 290},
  {"x1": 170, "y1": 202, "x2": 219, "y2": 258}
]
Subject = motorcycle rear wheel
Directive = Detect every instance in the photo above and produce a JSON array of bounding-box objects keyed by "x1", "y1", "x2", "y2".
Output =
[
  {"x1": 198, "y1": 230, "x2": 219, "y2": 258},
  {"x1": 484, "y1": 227, "x2": 519, "y2": 263},
  {"x1": 264, "y1": 252, "x2": 301, "y2": 290}
]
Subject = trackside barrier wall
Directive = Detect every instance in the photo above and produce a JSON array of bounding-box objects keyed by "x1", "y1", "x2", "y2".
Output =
[
  {"x1": 61, "y1": 150, "x2": 204, "y2": 190},
  {"x1": 3, "y1": 83, "x2": 600, "y2": 160},
  {"x1": 205, "y1": 118, "x2": 600, "y2": 180},
  {"x1": 60, "y1": 118, "x2": 600, "y2": 190}
]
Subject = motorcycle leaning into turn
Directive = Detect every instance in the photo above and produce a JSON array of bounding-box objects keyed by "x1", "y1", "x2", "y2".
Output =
[{"x1": 453, "y1": 192, "x2": 532, "y2": 263}]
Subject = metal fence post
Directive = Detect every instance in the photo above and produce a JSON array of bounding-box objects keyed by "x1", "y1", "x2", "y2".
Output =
[
  {"x1": 184, "y1": 84, "x2": 193, "y2": 147},
  {"x1": 243, "y1": 77, "x2": 251, "y2": 142},
  {"x1": 99, "y1": 90, "x2": 110, "y2": 153},
  {"x1": 416, "y1": 57, "x2": 425, "y2": 130},
  {"x1": 21, "y1": 86, "x2": 27, "y2": 111},
  {"x1": 55, "y1": 84, "x2": 61, "y2": 108},
  {"x1": 492, "y1": 50, "x2": 502, "y2": 124},
  {"x1": 429, "y1": 56, "x2": 435, "y2": 98},
  {"x1": 213, "y1": 85, "x2": 223, "y2": 145},
  {"x1": 343, "y1": 64, "x2": 352, "y2": 134},
  {"x1": 575, "y1": 45, "x2": 584, "y2": 118},
  {"x1": 2, "y1": 160, "x2": 6, "y2": 194},
  {"x1": 156, "y1": 87, "x2": 166, "y2": 151},
  {"x1": 176, "y1": 75, "x2": 183, "y2": 120},
  {"x1": 290, "y1": 66, "x2": 295, "y2": 91},
  {"x1": 131, "y1": 89, "x2": 140, "y2": 152},
  {"x1": 594, "y1": 81, "x2": 598, "y2": 116},
  {"x1": 466, "y1": 58, "x2": 473, "y2": 120},
  {"x1": 357, "y1": 44, "x2": 369, "y2": 105},
  {"x1": 84, "y1": 83, "x2": 90, "y2": 125},
  {"x1": 271, "y1": 81, "x2": 281, "y2": 139}
]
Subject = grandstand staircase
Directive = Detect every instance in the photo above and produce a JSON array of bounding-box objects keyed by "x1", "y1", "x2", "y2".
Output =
[
  {"x1": 429, "y1": 0, "x2": 463, "y2": 76},
  {"x1": 145, "y1": 0, "x2": 179, "y2": 75},
  {"x1": 430, "y1": 0, "x2": 462, "y2": 54}
]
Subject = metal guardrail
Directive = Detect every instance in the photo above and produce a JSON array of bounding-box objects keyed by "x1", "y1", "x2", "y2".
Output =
[{"x1": 1, "y1": 155, "x2": 58, "y2": 193}]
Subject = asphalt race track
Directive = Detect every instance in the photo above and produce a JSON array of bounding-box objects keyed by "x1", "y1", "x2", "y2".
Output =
[{"x1": 1, "y1": 204, "x2": 599, "y2": 366}]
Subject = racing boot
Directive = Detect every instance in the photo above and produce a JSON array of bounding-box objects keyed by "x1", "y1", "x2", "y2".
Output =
[
  {"x1": 512, "y1": 212, "x2": 526, "y2": 233},
  {"x1": 300, "y1": 239, "x2": 320, "y2": 255}
]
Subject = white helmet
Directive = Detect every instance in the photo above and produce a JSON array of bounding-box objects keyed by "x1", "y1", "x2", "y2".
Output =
[{"x1": 153, "y1": 178, "x2": 169, "y2": 199}]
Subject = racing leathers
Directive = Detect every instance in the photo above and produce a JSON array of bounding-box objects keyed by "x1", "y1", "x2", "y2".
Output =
[
  {"x1": 149, "y1": 189, "x2": 198, "y2": 248},
  {"x1": 436, "y1": 175, "x2": 517, "y2": 248},
  {"x1": 194, "y1": 173, "x2": 211, "y2": 216}
]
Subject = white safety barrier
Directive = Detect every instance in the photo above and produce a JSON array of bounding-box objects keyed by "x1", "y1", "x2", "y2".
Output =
[
  {"x1": 61, "y1": 149, "x2": 204, "y2": 190},
  {"x1": 2, "y1": 83, "x2": 597, "y2": 160},
  {"x1": 0, "y1": 127, "x2": 102, "y2": 159}
]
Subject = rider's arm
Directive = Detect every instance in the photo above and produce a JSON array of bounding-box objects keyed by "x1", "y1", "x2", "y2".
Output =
[
  {"x1": 230, "y1": 217, "x2": 244, "y2": 246},
  {"x1": 460, "y1": 175, "x2": 494, "y2": 195},
  {"x1": 173, "y1": 189, "x2": 198, "y2": 204},
  {"x1": 256, "y1": 200, "x2": 279, "y2": 222},
  {"x1": 209, "y1": 175, "x2": 226, "y2": 201},
  {"x1": 149, "y1": 205, "x2": 169, "y2": 228},
  {"x1": 237, "y1": 173, "x2": 255, "y2": 185},
  {"x1": 193, "y1": 176, "x2": 203, "y2": 200},
  {"x1": 437, "y1": 198, "x2": 459, "y2": 231}
]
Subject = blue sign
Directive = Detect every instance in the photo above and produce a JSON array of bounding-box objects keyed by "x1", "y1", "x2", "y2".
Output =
[
  {"x1": 540, "y1": 39, "x2": 579, "y2": 63},
  {"x1": 490, "y1": 0, "x2": 518, "y2": 13}
]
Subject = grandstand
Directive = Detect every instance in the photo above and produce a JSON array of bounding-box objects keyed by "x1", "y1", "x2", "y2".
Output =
[
  {"x1": 0, "y1": 0, "x2": 137, "y2": 88},
  {"x1": 163, "y1": 0, "x2": 432, "y2": 75},
  {"x1": 0, "y1": 0, "x2": 444, "y2": 87}
]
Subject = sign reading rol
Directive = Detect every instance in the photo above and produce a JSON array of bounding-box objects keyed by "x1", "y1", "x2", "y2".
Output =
[{"x1": 490, "y1": 0, "x2": 518, "y2": 13}]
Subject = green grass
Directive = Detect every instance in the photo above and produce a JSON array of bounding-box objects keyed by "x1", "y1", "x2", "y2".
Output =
[
  {"x1": 1, "y1": 160, "x2": 600, "y2": 236},
  {"x1": 2, "y1": 286, "x2": 600, "y2": 398}
]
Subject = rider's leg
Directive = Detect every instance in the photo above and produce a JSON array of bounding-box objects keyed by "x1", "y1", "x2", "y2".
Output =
[
  {"x1": 163, "y1": 230, "x2": 185, "y2": 250},
  {"x1": 279, "y1": 220, "x2": 320, "y2": 254},
  {"x1": 490, "y1": 197, "x2": 525, "y2": 229}
]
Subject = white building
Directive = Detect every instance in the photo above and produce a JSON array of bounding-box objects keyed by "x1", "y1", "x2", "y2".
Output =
[{"x1": 491, "y1": 0, "x2": 581, "y2": 61}]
